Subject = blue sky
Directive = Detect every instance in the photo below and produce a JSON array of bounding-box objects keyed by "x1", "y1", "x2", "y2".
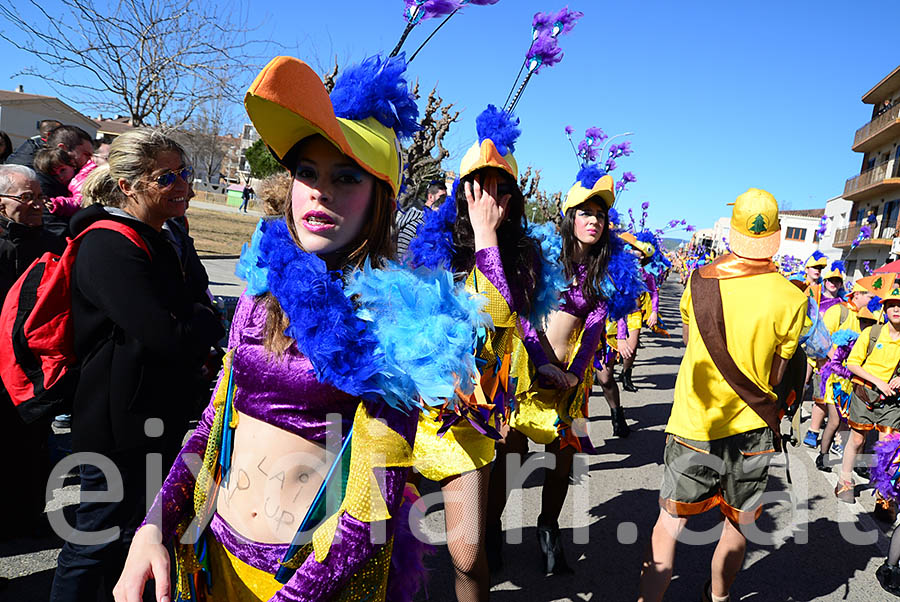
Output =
[{"x1": 1, "y1": 0, "x2": 896, "y2": 233}]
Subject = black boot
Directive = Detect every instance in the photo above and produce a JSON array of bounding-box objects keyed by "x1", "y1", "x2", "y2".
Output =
[
  {"x1": 486, "y1": 522, "x2": 503, "y2": 574},
  {"x1": 611, "y1": 406, "x2": 631, "y2": 438},
  {"x1": 536, "y1": 520, "x2": 572, "y2": 575},
  {"x1": 815, "y1": 453, "x2": 831, "y2": 472},
  {"x1": 621, "y1": 368, "x2": 638, "y2": 392},
  {"x1": 877, "y1": 562, "x2": 900, "y2": 597}
]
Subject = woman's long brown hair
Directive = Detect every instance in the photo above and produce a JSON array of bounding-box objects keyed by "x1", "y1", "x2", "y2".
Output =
[{"x1": 559, "y1": 203, "x2": 612, "y2": 306}]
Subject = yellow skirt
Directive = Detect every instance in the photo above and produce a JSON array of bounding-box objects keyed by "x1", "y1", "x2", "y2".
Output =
[
  {"x1": 413, "y1": 409, "x2": 496, "y2": 481},
  {"x1": 509, "y1": 327, "x2": 592, "y2": 445},
  {"x1": 204, "y1": 532, "x2": 391, "y2": 601}
]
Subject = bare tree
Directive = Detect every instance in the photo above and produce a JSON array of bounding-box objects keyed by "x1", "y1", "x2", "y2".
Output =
[
  {"x1": 520, "y1": 165, "x2": 562, "y2": 224},
  {"x1": 0, "y1": 0, "x2": 269, "y2": 126},
  {"x1": 398, "y1": 82, "x2": 460, "y2": 208},
  {"x1": 177, "y1": 97, "x2": 240, "y2": 184}
]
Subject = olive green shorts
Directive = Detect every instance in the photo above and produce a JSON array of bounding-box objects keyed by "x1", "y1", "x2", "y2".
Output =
[
  {"x1": 848, "y1": 390, "x2": 900, "y2": 433},
  {"x1": 659, "y1": 427, "x2": 775, "y2": 524}
]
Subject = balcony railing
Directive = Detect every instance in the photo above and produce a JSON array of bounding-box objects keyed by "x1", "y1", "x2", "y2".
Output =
[
  {"x1": 854, "y1": 103, "x2": 900, "y2": 149},
  {"x1": 844, "y1": 161, "x2": 900, "y2": 198},
  {"x1": 833, "y1": 223, "x2": 897, "y2": 247}
]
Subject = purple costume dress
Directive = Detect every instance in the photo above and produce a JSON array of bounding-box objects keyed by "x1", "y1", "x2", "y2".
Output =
[{"x1": 145, "y1": 294, "x2": 418, "y2": 601}]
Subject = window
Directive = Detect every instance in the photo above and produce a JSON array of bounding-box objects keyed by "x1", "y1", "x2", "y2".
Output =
[{"x1": 785, "y1": 227, "x2": 807, "y2": 241}]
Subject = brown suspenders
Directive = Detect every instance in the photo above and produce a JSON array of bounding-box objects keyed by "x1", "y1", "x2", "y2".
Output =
[{"x1": 690, "y1": 272, "x2": 783, "y2": 448}]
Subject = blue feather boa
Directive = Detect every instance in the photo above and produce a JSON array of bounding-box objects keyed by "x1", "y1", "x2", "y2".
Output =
[
  {"x1": 830, "y1": 328, "x2": 859, "y2": 348},
  {"x1": 601, "y1": 232, "x2": 647, "y2": 320},
  {"x1": 525, "y1": 222, "x2": 567, "y2": 327},
  {"x1": 235, "y1": 218, "x2": 487, "y2": 411}
]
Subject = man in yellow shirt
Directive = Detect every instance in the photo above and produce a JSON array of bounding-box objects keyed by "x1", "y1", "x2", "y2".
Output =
[
  {"x1": 638, "y1": 189, "x2": 807, "y2": 602},
  {"x1": 837, "y1": 285, "x2": 900, "y2": 515}
]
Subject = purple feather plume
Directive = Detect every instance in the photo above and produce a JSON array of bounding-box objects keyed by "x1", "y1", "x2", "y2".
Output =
[
  {"x1": 873, "y1": 434, "x2": 900, "y2": 502},
  {"x1": 330, "y1": 54, "x2": 420, "y2": 140},
  {"x1": 526, "y1": 31, "x2": 563, "y2": 73},
  {"x1": 551, "y1": 6, "x2": 584, "y2": 36},
  {"x1": 464, "y1": 0, "x2": 500, "y2": 5},
  {"x1": 565, "y1": 125, "x2": 575, "y2": 135},
  {"x1": 475, "y1": 104, "x2": 520, "y2": 156},
  {"x1": 584, "y1": 126, "x2": 607, "y2": 144},
  {"x1": 404, "y1": 0, "x2": 463, "y2": 21},
  {"x1": 532, "y1": 10, "x2": 555, "y2": 32}
]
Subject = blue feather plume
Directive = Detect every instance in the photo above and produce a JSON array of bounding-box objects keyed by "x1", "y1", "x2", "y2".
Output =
[
  {"x1": 406, "y1": 178, "x2": 459, "y2": 269},
  {"x1": 330, "y1": 54, "x2": 420, "y2": 140},
  {"x1": 600, "y1": 232, "x2": 647, "y2": 320},
  {"x1": 831, "y1": 260, "x2": 846, "y2": 273},
  {"x1": 475, "y1": 105, "x2": 520, "y2": 156},
  {"x1": 525, "y1": 222, "x2": 568, "y2": 327},
  {"x1": 575, "y1": 164, "x2": 606, "y2": 189},
  {"x1": 869, "y1": 296, "x2": 883, "y2": 312},
  {"x1": 831, "y1": 328, "x2": 859, "y2": 348},
  {"x1": 608, "y1": 207, "x2": 620, "y2": 227},
  {"x1": 235, "y1": 219, "x2": 272, "y2": 296},
  {"x1": 808, "y1": 250, "x2": 827, "y2": 262}
]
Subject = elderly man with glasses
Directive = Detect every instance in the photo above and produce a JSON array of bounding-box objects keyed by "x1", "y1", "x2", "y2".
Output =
[{"x1": 0, "y1": 164, "x2": 66, "y2": 562}]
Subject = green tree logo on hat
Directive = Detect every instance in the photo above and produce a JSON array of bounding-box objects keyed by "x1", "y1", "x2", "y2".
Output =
[
  {"x1": 875, "y1": 277, "x2": 884, "y2": 289},
  {"x1": 749, "y1": 213, "x2": 767, "y2": 235}
]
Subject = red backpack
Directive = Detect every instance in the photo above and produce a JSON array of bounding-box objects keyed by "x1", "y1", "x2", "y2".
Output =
[{"x1": 0, "y1": 220, "x2": 150, "y2": 423}]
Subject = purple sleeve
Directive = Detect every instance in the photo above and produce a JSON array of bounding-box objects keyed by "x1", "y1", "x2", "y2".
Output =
[
  {"x1": 142, "y1": 294, "x2": 255, "y2": 542},
  {"x1": 617, "y1": 318, "x2": 629, "y2": 340},
  {"x1": 271, "y1": 403, "x2": 418, "y2": 601},
  {"x1": 644, "y1": 272, "x2": 659, "y2": 313},
  {"x1": 474, "y1": 246, "x2": 549, "y2": 367},
  {"x1": 568, "y1": 301, "x2": 609, "y2": 380}
]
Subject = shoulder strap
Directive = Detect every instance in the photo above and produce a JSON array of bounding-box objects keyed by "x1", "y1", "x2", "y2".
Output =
[
  {"x1": 840, "y1": 304, "x2": 849, "y2": 325},
  {"x1": 690, "y1": 273, "x2": 782, "y2": 446},
  {"x1": 74, "y1": 220, "x2": 151, "y2": 258},
  {"x1": 867, "y1": 323, "x2": 884, "y2": 358}
]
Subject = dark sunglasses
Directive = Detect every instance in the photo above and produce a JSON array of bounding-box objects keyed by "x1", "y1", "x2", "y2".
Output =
[{"x1": 155, "y1": 166, "x2": 194, "y2": 188}]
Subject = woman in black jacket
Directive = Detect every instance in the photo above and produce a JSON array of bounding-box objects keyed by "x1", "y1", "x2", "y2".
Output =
[{"x1": 50, "y1": 129, "x2": 224, "y2": 602}]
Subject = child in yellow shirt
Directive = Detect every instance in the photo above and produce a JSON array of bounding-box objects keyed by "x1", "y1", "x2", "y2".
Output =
[{"x1": 838, "y1": 286, "x2": 900, "y2": 517}]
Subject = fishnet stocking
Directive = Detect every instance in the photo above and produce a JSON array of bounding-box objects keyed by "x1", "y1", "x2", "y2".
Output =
[{"x1": 441, "y1": 465, "x2": 490, "y2": 602}]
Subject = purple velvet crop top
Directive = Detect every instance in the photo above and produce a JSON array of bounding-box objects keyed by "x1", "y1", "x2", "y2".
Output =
[
  {"x1": 473, "y1": 246, "x2": 550, "y2": 367},
  {"x1": 144, "y1": 293, "x2": 417, "y2": 601},
  {"x1": 557, "y1": 264, "x2": 614, "y2": 379}
]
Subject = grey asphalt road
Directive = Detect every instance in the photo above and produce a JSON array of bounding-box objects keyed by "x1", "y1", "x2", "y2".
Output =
[{"x1": 0, "y1": 277, "x2": 893, "y2": 602}]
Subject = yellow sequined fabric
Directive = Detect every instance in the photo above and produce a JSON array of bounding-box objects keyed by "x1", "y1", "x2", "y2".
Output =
[
  {"x1": 413, "y1": 409, "x2": 497, "y2": 481},
  {"x1": 412, "y1": 268, "x2": 515, "y2": 480},
  {"x1": 510, "y1": 326, "x2": 591, "y2": 444},
  {"x1": 204, "y1": 535, "x2": 392, "y2": 602},
  {"x1": 310, "y1": 403, "x2": 413, "y2": 563},
  {"x1": 175, "y1": 351, "x2": 236, "y2": 600}
]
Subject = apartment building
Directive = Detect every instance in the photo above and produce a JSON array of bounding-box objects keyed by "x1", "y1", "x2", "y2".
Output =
[{"x1": 834, "y1": 64, "x2": 900, "y2": 278}]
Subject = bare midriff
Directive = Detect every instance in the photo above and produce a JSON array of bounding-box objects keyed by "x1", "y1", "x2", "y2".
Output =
[
  {"x1": 545, "y1": 310, "x2": 582, "y2": 364},
  {"x1": 215, "y1": 411, "x2": 335, "y2": 544}
]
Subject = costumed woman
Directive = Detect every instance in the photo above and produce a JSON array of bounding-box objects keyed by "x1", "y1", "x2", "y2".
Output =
[
  {"x1": 406, "y1": 105, "x2": 561, "y2": 601},
  {"x1": 113, "y1": 54, "x2": 486, "y2": 602},
  {"x1": 487, "y1": 164, "x2": 644, "y2": 575}
]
